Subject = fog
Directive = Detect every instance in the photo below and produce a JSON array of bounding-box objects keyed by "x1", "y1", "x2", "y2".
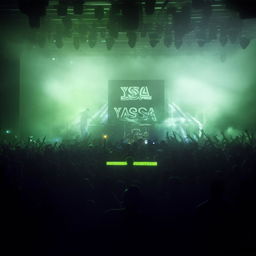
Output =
[{"x1": 19, "y1": 39, "x2": 256, "y2": 138}]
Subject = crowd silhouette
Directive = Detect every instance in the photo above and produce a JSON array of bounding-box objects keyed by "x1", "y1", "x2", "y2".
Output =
[{"x1": 1, "y1": 132, "x2": 256, "y2": 255}]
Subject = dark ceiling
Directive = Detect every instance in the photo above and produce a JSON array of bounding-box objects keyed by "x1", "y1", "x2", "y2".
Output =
[{"x1": 0, "y1": 1, "x2": 255, "y2": 53}]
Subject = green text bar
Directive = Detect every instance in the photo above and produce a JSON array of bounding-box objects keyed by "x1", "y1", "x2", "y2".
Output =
[
  {"x1": 106, "y1": 161, "x2": 127, "y2": 166},
  {"x1": 133, "y1": 162, "x2": 158, "y2": 166}
]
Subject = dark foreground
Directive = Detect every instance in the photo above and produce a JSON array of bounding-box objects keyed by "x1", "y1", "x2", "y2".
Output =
[{"x1": 1, "y1": 133, "x2": 256, "y2": 255}]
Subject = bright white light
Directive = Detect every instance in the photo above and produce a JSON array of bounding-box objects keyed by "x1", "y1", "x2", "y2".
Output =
[
  {"x1": 52, "y1": 57, "x2": 56, "y2": 61},
  {"x1": 52, "y1": 137, "x2": 62, "y2": 143}
]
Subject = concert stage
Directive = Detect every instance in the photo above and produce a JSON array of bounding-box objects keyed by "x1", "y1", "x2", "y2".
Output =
[{"x1": 81, "y1": 80, "x2": 203, "y2": 143}]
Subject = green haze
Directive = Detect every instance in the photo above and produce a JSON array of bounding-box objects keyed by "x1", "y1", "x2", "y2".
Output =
[{"x1": 20, "y1": 41, "x2": 256, "y2": 138}]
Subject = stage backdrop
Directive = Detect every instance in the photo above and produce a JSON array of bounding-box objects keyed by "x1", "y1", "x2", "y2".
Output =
[{"x1": 108, "y1": 80, "x2": 165, "y2": 124}]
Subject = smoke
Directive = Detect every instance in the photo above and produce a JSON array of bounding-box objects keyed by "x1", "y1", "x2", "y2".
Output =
[{"x1": 17, "y1": 39, "x2": 256, "y2": 138}]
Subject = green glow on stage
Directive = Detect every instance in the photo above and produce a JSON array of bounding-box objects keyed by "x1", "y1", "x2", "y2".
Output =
[
  {"x1": 19, "y1": 42, "x2": 256, "y2": 138},
  {"x1": 133, "y1": 162, "x2": 158, "y2": 166},
  {"x1": 106, "y1": 161, "x2": 127, "y2": 166}
]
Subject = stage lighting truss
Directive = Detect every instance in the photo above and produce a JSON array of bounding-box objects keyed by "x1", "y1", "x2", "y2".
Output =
[
  {"x1": 73, "y1": 37, "x2": 80, "y2": 49},
  {"x1": 16, "y1": 0, "x2": 254, "y2": 50},
  {"x1": 240, "y1": 36, "x2": 250, "y2": 49},
  {"x1": 19, "y1": 0, "x2": 49, "y2": 28}
]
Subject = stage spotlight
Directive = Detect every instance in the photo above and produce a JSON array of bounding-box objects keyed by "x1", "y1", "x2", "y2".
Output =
[
  {"x1": 240, "y1": 37, "x2": 250, "y2": 49},
  {"x1": 95, "y1": 6, "x2": 104, "y2": 20},
  {"x1": 88, "y1": 39, "x2": 97, "y2": 48},
  {"x1": 73, "y1": 37, "x2": 80, "y2": 50},
  {"x1": 57, "y1": 0, "x2": 68, "y2": 16},
  {"x1": 149, "y1": 39, "x2": 158, "y2": 48},
  {"x1": 51, "y1": 57, "x2": 56, "y2": 61},
  {"x1": 19, "y1": 0, "x2": 49, "y2": 28},
  {"x1": 121, "y1": 2, "x2": 140, "y2": 30},
  {"x1": 163, "y1": 35, "x2": 172, "y2": 47},
  {"x1": 181, "y1": 4, "x2": 192, "y2": 27},
  {"x1": 149, "y1": 32, "x2": 159, "y2": 47},
  {"x1": 103, "y1": 134, "x2": 108, "y2": 139},
  {"x1": 108, "y1": 4, "x2": 120, "y2": 38},
  {"x1": 72, "y1": 0, "x2": 85, "y2": 15},
  {"x1": 173, "y1": 5, "x2": 191, "y2": 39},
  {"x1": 145, "y1": 0, "x2": 156, "y2": 15},
  {"x1": 127, "y1": 32, "x2": 137, "y2": 48},
  {"x1": 88, "y1": 30, "x2": 97, "y2": 48},
  {"x1": 106, "y1": 37, "x2": 115, "y2": 50}
]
